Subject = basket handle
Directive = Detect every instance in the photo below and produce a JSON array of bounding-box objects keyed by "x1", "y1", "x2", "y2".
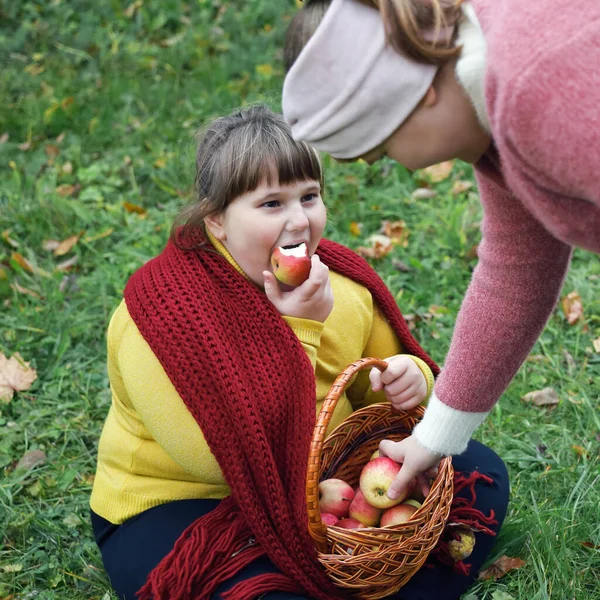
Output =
[{"x1": 306, "y1": 357, "x2": 389, "y2": 551}]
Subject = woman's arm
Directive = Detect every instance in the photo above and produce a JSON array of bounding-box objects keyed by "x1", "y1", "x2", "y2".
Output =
[{"x1": 413, "y1": 169, "x2": 572, "y2": 456}]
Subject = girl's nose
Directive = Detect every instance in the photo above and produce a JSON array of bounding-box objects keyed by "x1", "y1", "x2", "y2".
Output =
[{"x1": 286, "y1": 205, "x2": 310, "y2": 231}]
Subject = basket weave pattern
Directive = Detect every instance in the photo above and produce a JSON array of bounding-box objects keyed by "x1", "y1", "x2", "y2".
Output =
[{"x1": 306, "y1": 358, "x2": 454, "y2": 599}]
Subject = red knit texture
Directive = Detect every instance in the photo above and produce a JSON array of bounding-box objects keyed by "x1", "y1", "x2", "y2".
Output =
[{"x1": 125, "y1": 234, "x2": 438, "y2": 600}]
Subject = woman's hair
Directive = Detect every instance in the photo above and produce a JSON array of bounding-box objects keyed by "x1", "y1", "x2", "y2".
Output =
[
  {"x1": 284, "y1": 0, "x2": 462, "y2": 70},
  {"x1": 172, "y1": 105, "x2": 323, "y2": 247}
]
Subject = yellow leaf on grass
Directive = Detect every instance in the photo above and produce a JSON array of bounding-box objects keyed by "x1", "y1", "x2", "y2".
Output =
[
  {"x1": 11, "y1": 252, "x2": 35, "y2": 273},
  {"x1": 84, "y1": 228, "x2": 114, "y2": 243},
  {"x1": 349, "y1": 221, "x2": 362, "y2": 236},
  {"x1": 422, "y1": 160, "x2": 454, "y2": 183},
  {"x1": 0, "y1": 352, "x2": 37, "y2": 404},
  {"x1": 255, "y1": 64, "x2": 274, "y2": 78},
  {"x1": 53, "y1": 233, "x2": 82, "y2": 256},
  {"x1": 561, "y1": 290, "x2": 584, "y2": 325},
  {"x1": 123, "y1": 202, "x2": 147, "y2": 216},
  {"x1": 592, "y1": 337, "x2": 600, "y2": 353}
]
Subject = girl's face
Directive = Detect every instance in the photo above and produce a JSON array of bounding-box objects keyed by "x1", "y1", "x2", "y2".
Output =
[{"x1": 205, "y1": 178, "x2": 326, "y2": 288}]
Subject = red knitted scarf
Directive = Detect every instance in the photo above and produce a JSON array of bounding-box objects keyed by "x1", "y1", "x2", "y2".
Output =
[{"x1": 124, "y1": 235, "x2": 438, "y2": 600}]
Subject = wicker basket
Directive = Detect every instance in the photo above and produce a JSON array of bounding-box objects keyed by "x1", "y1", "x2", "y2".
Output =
[{"x1": 306, "y1": 357, "x2": 454, "y2": 599}]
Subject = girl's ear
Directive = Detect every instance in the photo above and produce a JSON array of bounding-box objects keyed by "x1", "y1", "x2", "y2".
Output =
[{"x1": 204, "y1": 213, "x2": 226, "y2": 241}]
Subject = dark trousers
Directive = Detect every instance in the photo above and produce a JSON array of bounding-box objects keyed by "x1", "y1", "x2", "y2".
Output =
[{"x1": 91, "y1": 440, "x2": 509, "y2": 600}]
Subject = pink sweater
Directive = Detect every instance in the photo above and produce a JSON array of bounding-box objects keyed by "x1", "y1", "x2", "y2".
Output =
[{"x1": 413, "y1": 0, "x2": 600, "y2": 455}]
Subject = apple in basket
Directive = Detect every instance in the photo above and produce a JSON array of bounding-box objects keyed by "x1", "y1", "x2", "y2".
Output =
[
  {"x1": 380, "y1": 500, "x2": 422, "y2": 527},
  {"x1": 349, "y1": 489, "x2": 382, "y2": 527},
  {"x1": 321, "y1": 513, "x2": 340, "y2": 527},
  {"x1": 359, "y1": 457, "x2": 410, "y2": 509},
  {"x1": 336, "y1": 518, "x2": 365, "y2": 529},
  {"x1": 319, "y1": 478, "x2": 355, "y2": 518},
  {"x1": 270, "y1": 243, "x2": 311, "y2": 287}
]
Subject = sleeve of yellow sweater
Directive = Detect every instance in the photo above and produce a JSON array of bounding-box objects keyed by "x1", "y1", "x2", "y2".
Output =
[
  {"x1": 346, "y1": 304, "x2": 435, "y2": 410},
  {"x1": 114, "y1": 304, "x2": 323, "y2": 476}
]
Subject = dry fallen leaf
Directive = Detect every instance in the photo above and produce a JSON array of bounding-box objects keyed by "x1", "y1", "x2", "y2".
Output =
[
  {"x1": 580, "y1": 541, "x2": 600, "y2": 549},
  {"x1": 521, "y1": 387, "x2": 559, "y2": 407},
  {"x1": 478, "y1": 555, "x2": 526, "y2": 581},
  {"x1": 15, "y1": 449, "x2": 46, "y2": 471},
  {"x1": 422, "y1": 160, "x2": 454, "y2": 183},
  {"x1": 381, "y1": 220, "x2": 409, "y2": 247},
  {"x1": 84, "y1": 228, "x2": 114, "y2": 243},
  {"x1": 356, "y1": 234, "x2": 393, "y2": 259},
  {"x1": 53, "y1": 233, "x2": 82, "y2": 256},
  {"x1": 2, "y1": 230, "x2": 19, "y2": 248},
  {"x1": 56, "y1": 183, "x2": 78, "y2": 197},
  {"x1": 451, "y1": 180, "x2": 473, "y2": 195},
  {"x1": 593, "y1": 337, "x2": 600, "y2": 353},
  {"x1": 561, "y1": 290, "x2": 584, "y2": 325},
  {"x1": 123, "y1": 201, "x2": 148, "y2": 216},
  {"x1": 572, "y1": 444, "x2": 588, "y2": 457},
  {"x1": 42, "y1": 239, "x2": 60, "y2": 252},
  {"x1": 56, "y1": 255, "x2": 79, "y2": 272},
  {"x1": 411, "y1": 187, "x2": 437, "y2": 199},
  {"x1": 10, "y1": 252, "x2": 35, "y2": 274},
  {"x1": 10, "y1": 282, "x2": 42, "y2": 300},
  {"x1": 0, "y1": 352, "x2": 37, "y2": 403}
]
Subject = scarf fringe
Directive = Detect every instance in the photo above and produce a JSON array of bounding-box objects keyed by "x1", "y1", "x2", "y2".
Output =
[
  {"x1": 427, "y1": 471, "x2": 499, "y2": 576},
  {"x1": 222, "y1": 573, "x2": 308, "y2": 600},
  {"x1": 136, "y1": 499, "x2": 261, "y2": 600}
]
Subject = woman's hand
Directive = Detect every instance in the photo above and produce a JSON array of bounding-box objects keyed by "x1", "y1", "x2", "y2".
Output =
[
  {"x1": 263, "y1": 254, "x2": 333, "y2": 323},
  {"x1": 369, "y1": 355, "x2": 428, "y2": 410},
  {"x1": 379, "y1": 436, "x2": 443, "y2": 500}
]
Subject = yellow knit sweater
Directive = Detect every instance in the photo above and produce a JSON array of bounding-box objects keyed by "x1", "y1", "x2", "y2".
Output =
[{"x1": 90, "y1": 238, "x2": 434, "y2": 524}]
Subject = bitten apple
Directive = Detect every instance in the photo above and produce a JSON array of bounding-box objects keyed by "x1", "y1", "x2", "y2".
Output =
[
  {"x1": 349, "y1": 489, "x2": 382, "y2": 527},
  {"x1": 321, "y1": 513, "x2": 339, "y2": 527},
  {"x1": 359, "y1": 457, "x2": 406, "y2": 509},
  {"x1": 319, "y1": 478, "x2": 355, "y2": 519},
  {"x1": 336, "y1": 518, "x2": 364, "y2": 529},
  {"x1": 270, "y1": 243, "x2": 311, "y2": 286},
  {"x1": 380, "y1": 502, "x2": 418, "y2": 527}
]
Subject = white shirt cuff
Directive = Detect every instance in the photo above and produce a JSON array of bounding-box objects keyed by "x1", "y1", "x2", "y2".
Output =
[{"x1": 412, "y1": 392, "x2": 489, "y2": 455}]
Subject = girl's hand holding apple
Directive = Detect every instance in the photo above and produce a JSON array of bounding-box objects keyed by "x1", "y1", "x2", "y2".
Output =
[
  {"x1": 263, "y1": 254, "x2": 333, "y2": 323},
  {"x1": 369, "y1": 355, "x2": 428, "y2": 411}
]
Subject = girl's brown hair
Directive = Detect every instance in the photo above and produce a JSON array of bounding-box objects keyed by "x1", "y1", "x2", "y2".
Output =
[
  {"x1": 172, "y1": 105, "x2": 323, "y2": 248},
  {"x1": 284, "y1": 0, "x2": 462, "y2": 70}
]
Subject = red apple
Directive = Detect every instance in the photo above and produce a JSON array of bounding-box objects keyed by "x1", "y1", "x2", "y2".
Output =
[
  {"x1": 319, "y1": 478, "x2": 355, "y2": 519},
  {"x1": 336, "y1": 518, "x2": 364, "y2": 529},
  {"x1": 270, "y1": 243, "x2": 311, "y2": 286},
  {"x1": 359, "y1": 457, "x2": 406, "y2": 509},
  {"x1": 321, "y1": 512, "x2": 339, "y2": 527},
  {"x1": 380, "y1": 502, "x2": 418, "y2": 527},
  {"x1": 349, "y1": 489, "x2": 382, "y2": 526}
]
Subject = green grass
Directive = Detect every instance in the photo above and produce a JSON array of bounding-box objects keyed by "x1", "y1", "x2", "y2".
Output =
[{"x1": 1, "y1": 1, "x2": 599, "y2": 598}]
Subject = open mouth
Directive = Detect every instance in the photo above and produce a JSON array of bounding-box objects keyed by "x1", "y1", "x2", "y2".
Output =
[
  {"x1": 282, "y1": 242, "x2": 304, "y2": 250},
  {"x1": 278, "y1": 242, "x2": 308, "y2": 257}
]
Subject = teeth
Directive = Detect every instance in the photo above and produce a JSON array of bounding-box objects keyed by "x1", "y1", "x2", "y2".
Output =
[{"x1": 280, "y1": 242, "x2": 307, "y2": 257}]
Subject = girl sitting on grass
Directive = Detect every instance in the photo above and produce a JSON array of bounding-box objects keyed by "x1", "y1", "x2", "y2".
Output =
[{"x1": 90, "y1": 104, "x2": 508, "y2": 600}]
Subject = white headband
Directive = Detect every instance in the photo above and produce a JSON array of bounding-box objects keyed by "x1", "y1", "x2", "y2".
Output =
[{"x1": 282, "y1": 0, "x2": 438, "y2": 159}]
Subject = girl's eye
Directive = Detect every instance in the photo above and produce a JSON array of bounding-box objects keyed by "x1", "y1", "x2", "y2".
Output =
[
  {"x1": 262, "y1": 200, "x2": 280, "y2": 208},
  {"x1": 301, "y1": 193, "x2": 317, "y2": 203}
]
